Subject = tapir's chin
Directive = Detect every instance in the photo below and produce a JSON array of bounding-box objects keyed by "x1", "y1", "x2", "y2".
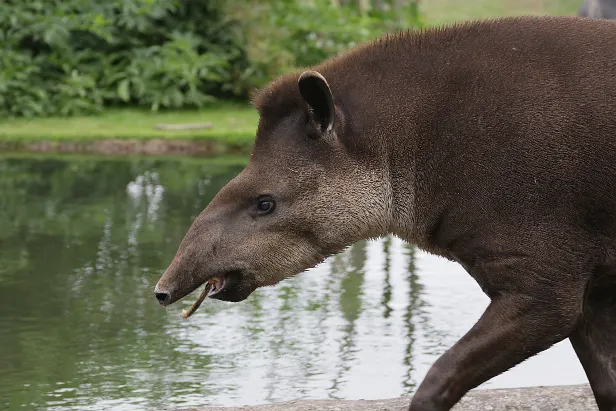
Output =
[
  {"x1": 205, "y1": 270, "x2": 255, "y2": 302},
  {"x1": 207, "y1": 285, "x2": 254, "y2": 302}
]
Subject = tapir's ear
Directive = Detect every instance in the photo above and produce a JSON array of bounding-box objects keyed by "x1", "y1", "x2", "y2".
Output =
[{"x1": 298, "y1": 70, "x2": 335, "y2": 135}]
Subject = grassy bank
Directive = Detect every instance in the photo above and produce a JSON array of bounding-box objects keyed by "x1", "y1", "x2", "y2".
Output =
[
  {"x1": 422, "y1": 0, "x2": 580, "y2": 24},
  {"x1": 0, "y1": 103, "x2": 259, "y2": 143}
]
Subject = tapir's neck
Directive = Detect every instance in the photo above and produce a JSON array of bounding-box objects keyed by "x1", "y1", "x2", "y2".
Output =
[
  {"x1": 315, "y1": 34, "x2": 461, "y2": 247},
  {"x1": 328, "y1": 81, "x2": 426, "y2": 245}
]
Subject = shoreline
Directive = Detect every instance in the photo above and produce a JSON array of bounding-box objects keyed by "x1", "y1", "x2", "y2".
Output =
[
  {"x1": 0, "y1": 138, "x2": 253, "y2": 157},
  {"x1": 168, "y1": 384, "x2": 597, "y2": 411},
  {"x1": 0, "y1": 105, "x2": 258, "y2": 157}
]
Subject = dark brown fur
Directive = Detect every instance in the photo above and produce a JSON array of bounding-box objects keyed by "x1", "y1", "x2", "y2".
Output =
[{"x1": 155, "y1": 16, "x2": 616, "y2": 411}]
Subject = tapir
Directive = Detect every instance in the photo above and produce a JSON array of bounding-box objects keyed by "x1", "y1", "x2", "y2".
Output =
[{"x1": 155, "y1": 16, "x2": 616, "y2": 411}]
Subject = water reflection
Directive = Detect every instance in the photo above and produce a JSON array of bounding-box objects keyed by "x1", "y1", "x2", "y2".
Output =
[
  {"x1": 402, "y1": 242, "x2": 421, "y2": 392},
  {"x1": 381, "y1": 236, "x2": 393, "y2": 320},
  {"x1": 0, "y1": 155, "x2": 587, "y2": 411},
  {"x1": 328, "y1": 241, "x2": 366, "y2": 398}
]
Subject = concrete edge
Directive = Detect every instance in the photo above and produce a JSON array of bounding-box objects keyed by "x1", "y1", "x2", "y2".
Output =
[{"x1": 165, "y1": 384, "x2": 597, "y2": 411}]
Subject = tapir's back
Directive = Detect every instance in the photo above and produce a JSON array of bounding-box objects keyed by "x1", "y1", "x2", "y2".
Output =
[
  {"x1": 314, "y1": 16, "x2": 616, "y2": 251},
  {"x1": 403, "y1": 17, "x2": 616, "y2": 251},
  {"x1": 319, "y1": 16, "x2": 616, "y2": 162},
  {"x1": 257, "y1": 16, "x2": 616, "y2": 246}
]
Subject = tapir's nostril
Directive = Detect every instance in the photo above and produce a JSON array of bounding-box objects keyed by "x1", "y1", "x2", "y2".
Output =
[{"x1": 155, "y1": 292, "x2": 170, "y2": 306}]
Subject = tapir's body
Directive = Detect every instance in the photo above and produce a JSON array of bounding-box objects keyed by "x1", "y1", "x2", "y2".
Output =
[{"x1": 156, "y1": 16, "x2": 616, "y2": 411}]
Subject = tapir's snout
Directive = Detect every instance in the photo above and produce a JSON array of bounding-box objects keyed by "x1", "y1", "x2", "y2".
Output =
[
  {"x1": 154, "y1": 289, "x2": 170, "y2": 306},
  {"x1": 152, "y1": 270, "x2": 184, "y2": 308},
  {"x1": 153, "y1": 250, "x2": 207, "y2": 308}
]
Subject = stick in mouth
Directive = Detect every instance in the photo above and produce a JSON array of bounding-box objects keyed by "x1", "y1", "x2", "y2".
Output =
[{"x1": 180, "y1": 277, "x2": 218, "y2": 319}]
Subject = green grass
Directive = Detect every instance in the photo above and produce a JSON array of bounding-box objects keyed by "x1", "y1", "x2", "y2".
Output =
[
  {"x1": 0, "y1": 151, "x2": 250, "y2": 165},
  {"x1": 422, "y1": 0, "x2": 581, "y2": 25},
  {"x1": 0, "y1": 102, "x2": 259, "y2": 142}
]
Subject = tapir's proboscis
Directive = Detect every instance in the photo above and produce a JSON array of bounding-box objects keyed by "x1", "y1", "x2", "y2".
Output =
[{"x1": 154, "y1": 16, "x2": 616, "y2": 411}]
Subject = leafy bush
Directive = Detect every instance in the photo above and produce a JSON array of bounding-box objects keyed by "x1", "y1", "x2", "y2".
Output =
[
  {"x1": 228, "y1": 0, "x2": 423, "y2": 93},
  {"x1": 0, "y1": 0, "x2": 245, "y2": 117},
  {"x1": 0, "y1": 0, "x2": 422, "y2": 118}
]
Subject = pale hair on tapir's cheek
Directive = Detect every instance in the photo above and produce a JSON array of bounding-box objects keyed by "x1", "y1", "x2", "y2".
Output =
[
  {"x1": 308, "y1": 166, "x2": 392, "y2": 244},
  {"x1": 247, "y1": 229, "x2": 324, "y2": 287}
]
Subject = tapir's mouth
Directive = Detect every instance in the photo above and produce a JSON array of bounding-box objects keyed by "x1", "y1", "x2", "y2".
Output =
[{"x1": 180, "y1": 270, "x2": 242, "y2": 319}]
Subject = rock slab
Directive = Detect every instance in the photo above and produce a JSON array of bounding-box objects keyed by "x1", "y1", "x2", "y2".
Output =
[{"x1": 168, "y1": 384, "x2": 597, "y2": 411}]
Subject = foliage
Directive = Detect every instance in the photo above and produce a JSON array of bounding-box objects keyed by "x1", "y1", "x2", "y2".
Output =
[
  {"x1": 0, "y1": 0, "x2": 245, "y2": 117},
  {"x1": 0, "y1": 0, "x2": 422, "y2": 118},
  {"x1": 228, "y1": 0, "x2": 423, "y2": 93}
]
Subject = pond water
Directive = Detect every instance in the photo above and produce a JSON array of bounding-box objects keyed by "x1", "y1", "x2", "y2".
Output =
[{"x1": 0, "y1": 155, "x2": 588, "y2": 411}]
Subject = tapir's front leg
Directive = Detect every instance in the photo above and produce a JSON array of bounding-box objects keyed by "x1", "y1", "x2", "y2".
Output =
[
  {"x1": 569, "y1": 264, "x2": 616, "y2": 411},
  {"x1": 409, "y1": 257, "x2": 586, "y2": 411}
]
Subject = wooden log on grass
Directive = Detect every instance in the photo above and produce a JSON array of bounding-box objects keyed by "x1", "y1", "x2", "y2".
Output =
[{"x1": 154, "y1": 122, "x2": 213, "y2": 131}]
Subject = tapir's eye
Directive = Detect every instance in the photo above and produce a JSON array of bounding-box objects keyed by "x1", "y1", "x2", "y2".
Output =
[{"x1": 255, "y1": 196, "x2": 276, "y2": 215}]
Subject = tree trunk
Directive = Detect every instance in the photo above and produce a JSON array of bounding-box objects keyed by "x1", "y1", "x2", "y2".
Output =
[{"x1": 357, "y1": 0, "x2": 371, "y2": 12}]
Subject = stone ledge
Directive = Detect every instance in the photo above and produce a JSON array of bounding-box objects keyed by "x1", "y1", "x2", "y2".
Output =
[{"x1": 169, "y1": 384, "x2": 597, "y2": 411}]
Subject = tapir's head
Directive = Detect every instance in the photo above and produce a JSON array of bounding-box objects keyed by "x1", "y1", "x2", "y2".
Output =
[{"x1": 154, "y1": 70, "x2": 391, "y2": 308}]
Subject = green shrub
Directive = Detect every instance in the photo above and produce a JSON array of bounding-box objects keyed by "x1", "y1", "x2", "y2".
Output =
[
  {"x1": 228, "y1": 0, "x2": 423, "y2": 93},
  {"x1": 0, "y1": 0, "x2": 245, "y2": 117}
]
